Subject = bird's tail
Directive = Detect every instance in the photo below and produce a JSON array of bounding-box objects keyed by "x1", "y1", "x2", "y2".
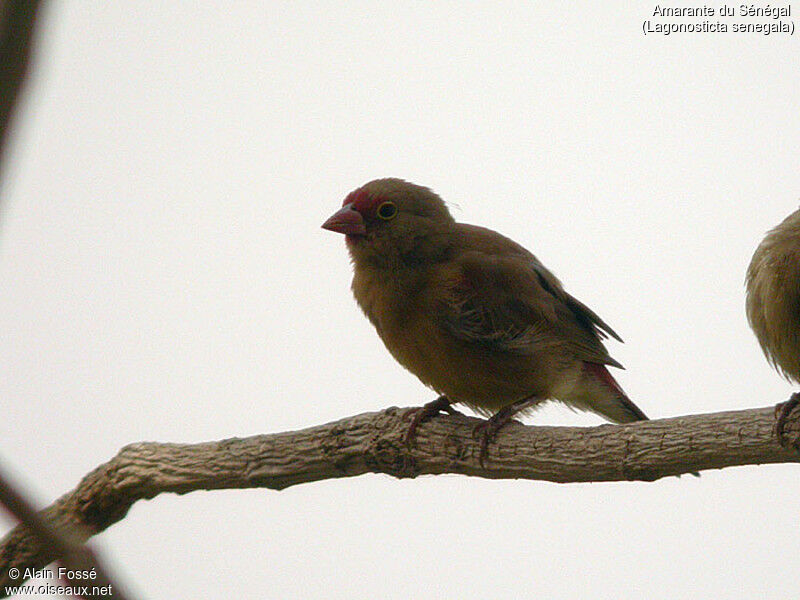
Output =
[{"x1": 575, "y1": 362, "x2": 649, "y2": 423}]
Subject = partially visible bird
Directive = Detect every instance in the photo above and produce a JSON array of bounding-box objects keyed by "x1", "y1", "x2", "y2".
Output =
[
  {"x1": 322, "y1": 178, "x2": 648, "y2": 464},
  {"x1": 746, "y1": 207, "x2": 800, "y2": 443}
]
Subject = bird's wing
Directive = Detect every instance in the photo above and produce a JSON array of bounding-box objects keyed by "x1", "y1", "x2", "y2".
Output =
[
  {"x1": 438, "y1": 228, "x2": 622, "y2": 368},
  {"x1": 529, "y1": 254, "x2": 623, "y2": 344}
]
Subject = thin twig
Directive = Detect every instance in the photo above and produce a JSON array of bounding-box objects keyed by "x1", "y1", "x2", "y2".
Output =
[
  {"x1": 0, "y1": 0, "x2": 44, "y2": 176},
  {"x1": 0, "y1": 3, "x2": 134, "y2": 597}
]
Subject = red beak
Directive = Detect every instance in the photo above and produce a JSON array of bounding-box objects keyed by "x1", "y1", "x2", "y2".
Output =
[{"x1": 321, "y1": 203, "x2": 366, "y2": 236}]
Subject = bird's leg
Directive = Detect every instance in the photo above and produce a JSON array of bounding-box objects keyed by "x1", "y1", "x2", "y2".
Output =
[
  {"x1": 775, "y1": 392, "x2": 800, "y2": 448},
  {"x1": 473, "y1": 397, "x2": 537, "y2": 466},
  {"x1": 404, "y1": 395, "x2": 462, "y2": 447}
]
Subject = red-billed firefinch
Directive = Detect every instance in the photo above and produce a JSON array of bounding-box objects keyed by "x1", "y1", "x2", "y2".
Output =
[
  {"x1": 746, "y1": 207, "x2": 800, "y2": 442},
  {"x1": 323, "y1": 178, "x2": 648, "y2": 462}
]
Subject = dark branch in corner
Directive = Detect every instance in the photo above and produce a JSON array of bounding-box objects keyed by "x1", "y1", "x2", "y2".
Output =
[
  {"x1": 0, "y1": 0, "x2": 44, "y2": 173},
  {"x1": 0, "y1": 3, "x2": 135, "y2": 598},
  {"x1": 0, "y1": 466, "x2": 132, "y2": 599},
  {"x1": 1, "y1": 403, "x2": 797, "y2": 594}
]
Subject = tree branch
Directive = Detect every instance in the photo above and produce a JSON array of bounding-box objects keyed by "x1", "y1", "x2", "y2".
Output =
[{"x1": 1, "y1": 404, "x2": 797, "y2": 592}]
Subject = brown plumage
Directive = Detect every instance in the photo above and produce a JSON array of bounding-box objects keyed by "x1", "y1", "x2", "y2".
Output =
[
  {"x1": 746, "y1": 207, "x2": 800, "y2": 441},
  {"x1": 323, "y1": 178, "x2": 648, "y2": 461}
]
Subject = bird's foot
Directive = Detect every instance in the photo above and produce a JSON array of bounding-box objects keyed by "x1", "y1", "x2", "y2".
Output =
[
  {"x1": 472, "y1": 398, "x2": 536, "y2": 467},
  {"x1": 775, "y1": 392, "x2": 800, "y2": 450},
  {"x1": 472, "y1": 419, "x2": 505, "y2": 468},
  {"x1": 404, "y1": 396, "x2": 461, "y2": 448}
]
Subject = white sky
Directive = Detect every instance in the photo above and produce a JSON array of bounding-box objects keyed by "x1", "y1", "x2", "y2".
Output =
[{"x1": 1, "y1": 2, "x2": 799, "y2": 598}]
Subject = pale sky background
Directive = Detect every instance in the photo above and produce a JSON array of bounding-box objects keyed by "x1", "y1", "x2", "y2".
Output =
[{"x1": 1, "y1": 2, "x2": 799, "y2": 598}]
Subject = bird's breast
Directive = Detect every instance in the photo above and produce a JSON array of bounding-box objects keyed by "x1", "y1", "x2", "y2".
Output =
[
  {"x1": 351, "y1": 266, "x2": 411, "y2": 334},
  {"x1": 351, "y1": 264, "x2": 448, "y2": 381}
]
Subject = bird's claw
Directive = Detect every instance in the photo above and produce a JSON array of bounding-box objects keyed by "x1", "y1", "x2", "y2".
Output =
[
  {"x1": 775, "y1": 392, "x2": 800, "y2": 450},
  {"x1": 472, "y1": 398, "x2": 536, "y2": 466},
  {"x1": 472, "y1": 421, "x2": 497, "y2": 467},
  {"x1": 404, "y1": 396, "x2": 460, "y2": 448}
]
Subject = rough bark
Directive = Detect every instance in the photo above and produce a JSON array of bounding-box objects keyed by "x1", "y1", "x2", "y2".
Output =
[{"x1": 1, "y1": 403, "x2": 797, "y2": 592}]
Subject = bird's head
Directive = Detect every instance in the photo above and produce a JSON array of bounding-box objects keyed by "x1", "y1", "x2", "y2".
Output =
[{"x1": 322, "y1": 178, "x2": 455, "y2": 266}]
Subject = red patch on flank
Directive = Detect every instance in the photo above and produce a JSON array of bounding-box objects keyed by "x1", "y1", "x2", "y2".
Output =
[{"x1": 583, "y1": 362, "x2": 626, "y2": 399}]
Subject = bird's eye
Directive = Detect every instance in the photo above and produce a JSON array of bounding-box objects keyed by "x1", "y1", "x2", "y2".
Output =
[{"x1": 377, "y1": 201, "x2": 397, "y2": 220}]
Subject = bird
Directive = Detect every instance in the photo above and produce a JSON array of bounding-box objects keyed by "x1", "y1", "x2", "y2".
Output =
[
  {"x1": 746, "y1": 207, "x2": 800, "y2": 445},
  {"x1": 322, "y1": 178, "x2": 649, "y2": 464}
]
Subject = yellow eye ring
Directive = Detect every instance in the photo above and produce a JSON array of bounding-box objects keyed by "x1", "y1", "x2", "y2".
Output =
[{"x1": 377, "y1": 201, "x2": 397, "y2": 220}]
